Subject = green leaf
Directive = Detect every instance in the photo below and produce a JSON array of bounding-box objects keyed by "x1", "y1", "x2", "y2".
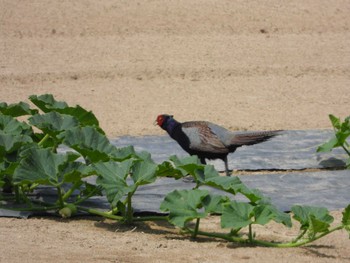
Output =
[
  {"x1": 318, "y1": 115, "x2": 350, "y2": 153},
  {"x1": 202, "y1": 194, "x2": 230, "y2": 214},
  {"x1": 29, "y1": 112, "x2": 80, "y2": 136},
  {"x1": 134, "y1": 150, "x2": 153, "y2": 162},
  {"x1": 58, "y1": 105, "x2": 103, "y2": 132},
  {"x1": 317, "y1": 137, "x2": 339, "y2": 152},
  {"x1": 191, "y1": 164, "x2": 221, "y2": 184},
  {"x1": 160, "y1": 189, "x2": 209, "y2": 228},
  {"x1": 94, "y1": 160, "x2": 135, "y2": 207},
  {"x1": 308, "y1": 215, "x2": 331, "y2": 239},
  {"x1": 342, "y1": 204, "x2": 350, "y2": 238},
  {"x1": 131, "y1": 160, "x2": 158, "y2": 186},
  {"x1": 204, "y1": 175, "x2": 263, "y2": 203},
  {"x1": 13, "y1": 147, "x2": 68, "y2": 186},
  {"x1": 204, "y1": 175, "x2": 241, "y2": 194},
  {"x1": 29, "y1": 94, "x2": 102, "y2": 131},
  {"x1": 0, "y1": 161, "x2": 19, "y2": 176},
  {"x1": 170, "y1": 155, "x2": 202, "y2": 166},
  {"x1": 253, "y1": 203, "x2": 292, "y2": 227},
  {"x1": 110, "y1": 145, "x2": 136, "y2": 162},
  {"x1": 29, "y1": 94, "x2": 68, "y2": 112},
  {"x1": 335, "y1": 130, "x2": 350, "y2": 145},
  {"x1": 0, "y1": 101, "x2": 38, "y2": 117},
  {"x1": 155, "y1": 161, "x2": 183, "y2": 179},
  {"x1": 340, "y1": 117, "x2": 350, "y2": 132},
  {"x1": 292, "y1": 205, "x2": 334, "y2": 234},
  {"x1": 0, "y1": 132, "x2": 33, "y2": 160},
  {"x1": 80, "y1": 182, "x2": 103, "y2": 198},
  {"x1": 221, "y1": 201, "x2": 254, "y2": 229},
  {"x1": 169, "y1": 155, "x2": 204, "y2": 177},
  {"x1": 62, "y1": 162, "x2": 95, "y2": 182},
  {"x1": 94, "y1": 159, "x2": 133, "y2": 180},
  {"x1": 58, "y1": 126, "x2": 135, "y2": 162},
  {"x1": 329, "y1": 114, "x2": 341, "y2": 129},
  {"x1": 0, "y1": 114, "x2": 33, "y2": 136}
]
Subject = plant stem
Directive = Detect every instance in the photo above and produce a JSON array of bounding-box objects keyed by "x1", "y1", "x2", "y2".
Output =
[
  {"x1": 106, "y1": 207, "x2": 119, "y2": 215},
  {"x1": 28, "y1": 183, "x2": 39, "y2": 191},
  {"x1": 186, "y1": 228, "x2": 247, "y2": 243},
  {"x1": 38, "y1": 134, "x2": 50, "y2": 147},
  {"x1": 126, "y1": 192, "x2": 133, "y2": 224},
  {"x1": 292, "y1": 229, "x2": 307, "y2": 243},
  {"x1": 185, "y1": 224, "x2": 344, "y2": 248},
  {"x1": 192, "y1": 218, "x2": 201, "y2": 239},
  {"x1": 0, "y1": 204, "x2": 60, "y2": 212},
  {"x1": 251, "y1": 225, "x2": 344, "y2": 248},
  {"x1": 74, "y1": 188, "x2": 101, "y2": 205},
  {"x1": 62, "y1": 181, "x2": 82, "y2": 202},
  {"x1": 56, "y1": 186, "x2": 64, "y2": 208},
  {"x1": 77, "y1": 206, "x2": 124, "y2": 221},
  {"x1": 76, "y1": 206, "x2": 167, "y2": 222},
  {"x1": 341, "y1": 145, "x2": 350, "y2": 156},
  {"x1": 14, "y1": 186, "x2": 20, "y2": 203},
  {"x1": 248, "y1": 224, "x2": 253, "y2": 243}
]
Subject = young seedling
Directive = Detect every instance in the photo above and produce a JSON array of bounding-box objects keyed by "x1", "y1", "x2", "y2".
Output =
[{"x1": 317, "y1": 114, "x2": 350, "y2": 168}]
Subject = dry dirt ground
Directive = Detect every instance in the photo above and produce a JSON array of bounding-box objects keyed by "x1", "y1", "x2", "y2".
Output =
[{"x1": 1, "y1": 1, "x2": 350, "y2": 262}]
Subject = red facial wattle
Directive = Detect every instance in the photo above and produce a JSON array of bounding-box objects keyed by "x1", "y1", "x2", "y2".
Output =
[{"x1": 156, "y1": 115, "x2": 164, "y2": 126}]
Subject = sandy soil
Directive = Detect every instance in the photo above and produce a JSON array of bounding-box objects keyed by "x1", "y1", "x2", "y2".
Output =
[{"x1": 1, "y1": 1, "x2": 350, "y2": 262}]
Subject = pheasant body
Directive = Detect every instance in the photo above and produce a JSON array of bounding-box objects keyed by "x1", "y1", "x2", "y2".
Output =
[{"x1": 156, "y1": 114, "x2": 281, "y2": 176}]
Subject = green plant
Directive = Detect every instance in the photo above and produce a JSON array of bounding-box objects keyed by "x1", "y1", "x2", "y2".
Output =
[
  {"x1": 1, "y1": 95, "x2": 349, "y2": 248},
  {"x1": 0, "y1": 94, "x2": 134, "y2": 217},
  {"x1": 317, "y1": 114, "x2": 350, "y2": 168},
  {"x1": 160, "y1": 158, "x2": 350, "y2": 247}
]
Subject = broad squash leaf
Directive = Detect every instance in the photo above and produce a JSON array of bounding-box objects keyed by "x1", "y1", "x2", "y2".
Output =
[
  {"x1": 221, "y1": 201, "x2": 254, "y2": 229},
  {"x1": 253, "y1": 203, "x2": 292, "y2": 227},
  {"x1": 0, "y1": 132, "x2": 33, "y2": 160},
  {"x1": 169, "y1": 155, "x2": 204, "y2": 177},
  {"x1": 29, "y1": 94, "x2": 101, "y2": 131},
  {"x1": 205, "y1": 175, "x2": 263, "y2": 203},
  {"x1": 0, "y1": 114, "x2": 33, "y2": 136},
  {"x1": 307, "y1": 215, "x2": 331, "y2": 239},
  {"x1": 29, "y1": 94, "x2": 68, "y2": 112},
  {"x1": 0, "y1": 101, "x2": 38, "y2": 117},
  {"x1": 202, "y1": 194, "x2": 230, "y2": 214},
  {"x1": 58, "y1": 126, "x2": 135, "y2": 162},
  {"x1": 29, "y1": 112, "x2": 79, "y2": 136},
  {"x1": 61, "y1": 161, "x2": 95, "y2": 182},
  {"x1": 160, "y1": 189, "x2": 209, "y2": 228},
  {"x1": 13, "y1": 147, "x2": 68, "y2": 186},
  {"x1": 155, "y1": 161, "x2": 183, "y2": 179},
  {"x1": 94, "y1": 160, "x2": 135, "y2": 207},
  {"x1": 292, "y1": 205, "x2": 334, "y2": 237},
  {"x1": 131, "y1": 160, "x2": 158, "y2": 186}
]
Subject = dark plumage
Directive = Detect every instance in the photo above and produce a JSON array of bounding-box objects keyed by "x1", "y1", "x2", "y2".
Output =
[{"x1": 155, "y1": 114, "x2": 281, "y2": 176}]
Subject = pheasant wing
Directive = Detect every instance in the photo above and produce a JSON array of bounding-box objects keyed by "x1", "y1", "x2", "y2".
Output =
[{"x1": 182, "y1": 121, "x2": 228, "y2": 153}]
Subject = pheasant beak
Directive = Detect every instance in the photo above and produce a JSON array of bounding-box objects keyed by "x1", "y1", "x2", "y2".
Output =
[{"x1": 154, "y1": 115, "x2": 161, "y2": 126}]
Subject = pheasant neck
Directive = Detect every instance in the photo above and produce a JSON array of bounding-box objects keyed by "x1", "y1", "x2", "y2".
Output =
[{"x1": 164, "y1": 118, "x2": 180, "y2": 136}]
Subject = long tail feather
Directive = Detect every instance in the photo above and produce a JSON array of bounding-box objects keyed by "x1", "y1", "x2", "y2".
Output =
[{"x1": 230, "y1": 130, "x2": 282, "y2": 146}]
